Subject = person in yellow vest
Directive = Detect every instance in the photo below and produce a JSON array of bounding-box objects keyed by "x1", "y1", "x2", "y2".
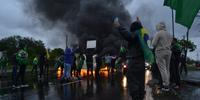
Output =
[{"x1": 32, "y1": 56, "x2": 39, "y2": 75}]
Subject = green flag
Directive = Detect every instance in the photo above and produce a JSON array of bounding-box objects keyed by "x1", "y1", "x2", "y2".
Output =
[
  {"x1": 164, "y1": 0, "x2": 178, "y2": 9},
  {"x1": 175, "y1": 0, "x2": 200, "y2": 28}
]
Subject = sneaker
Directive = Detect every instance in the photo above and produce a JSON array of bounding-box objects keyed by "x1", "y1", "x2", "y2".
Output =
[{"x1": 161, "y1": 87, "x2": 170, "y2": 92}]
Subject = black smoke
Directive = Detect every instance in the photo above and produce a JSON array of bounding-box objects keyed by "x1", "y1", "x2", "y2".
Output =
[{"x1": 31, "y1": 0, "x2": 131, "y2": 55}]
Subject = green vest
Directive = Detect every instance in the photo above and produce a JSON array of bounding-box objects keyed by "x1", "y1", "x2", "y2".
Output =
[{"x1": 16, "y1": 50, "x2": 28, "y2": 65}]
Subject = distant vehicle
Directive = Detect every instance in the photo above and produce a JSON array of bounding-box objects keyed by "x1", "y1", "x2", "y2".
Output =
[{"x1": 122, "y1": 61, "x2": 151, "y2": 74}]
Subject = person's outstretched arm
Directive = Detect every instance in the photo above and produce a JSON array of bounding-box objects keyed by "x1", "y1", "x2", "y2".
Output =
[{"x1": 113, "y1": 17, "x2": 134, "y2": 42}]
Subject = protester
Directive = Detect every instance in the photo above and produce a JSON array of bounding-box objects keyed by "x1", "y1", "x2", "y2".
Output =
[
  {"x1": 63, "y1": 47, "x2": 73, "y2": 81},
  {"x1": 44, "y1": 50, "x2": 50, "y2": 76},
  {"x1": 71, "y1": 52, "x2": 77, "y2": 77},
  {"x1": 54, "y1": 55, "x2": 64, "y2": 77},
  {"x1": 74, "y1": 51, "x2": 80, "y2": 77},
  {"x1": 180, "y1": 54, "x2": 188, "y2": 75},
  {"x1": 111, "y1": 55, "x2": 117, "y2": 74},
  {"x1": 32, "y1": 56, "x2": 39, "y2": 75},
  {"x1": 16, "y1": 46, "x2": 29, "y2": 86},
  {"x1": 39, "y1": 53, "x2": 45, "y2": 79},
  {"x1": 86, "y1": 49, "x2": 94, "y2": 77},
  {"x1": 170, "y1": 38, "x2": 182, "y2": 89},
  {"x1": 95, "y1": 54, "x2": 102, "y2": 77},
  {"x1": 76, "y1": 53, "x2": 85, "y2": 79},
  {"x1": 0, "y1": 51, "x2": 8, "y2": 76},
  {"x1": 11, "y1": 51, "x2": 18, "y2": 87},
  {"x1": 152, "y1": 22, "x2": 172, "y2": 91},
  {"x1": 113, "y1": 17, "x2": 146, "y2": 100},
  {"x1": 105, "y1": 54, "x2": 112, "y2": 73}
]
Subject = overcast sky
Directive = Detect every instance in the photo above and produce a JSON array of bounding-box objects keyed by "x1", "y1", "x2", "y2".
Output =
[{"x1": 0, "y1": 0, "x2": 199, "y2": 60}]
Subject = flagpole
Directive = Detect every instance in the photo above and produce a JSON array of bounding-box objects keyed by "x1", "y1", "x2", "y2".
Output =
[
  {"x1": 186, "y1": 28, "x2": 189, "y2": 43},
  {"x1": 171, "y1": 9, "x2": 175, "y2": 38},
  {"x1": 184, "y1": 28, "x2": 190, "y2": 66},
  {"x1": 186, "y1": 28, "x2": 189, "y2": 60}
]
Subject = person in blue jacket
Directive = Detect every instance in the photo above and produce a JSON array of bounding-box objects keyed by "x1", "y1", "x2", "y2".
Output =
[{"x1": 63, "y1": 46, "x2": 73, "y2": 81}]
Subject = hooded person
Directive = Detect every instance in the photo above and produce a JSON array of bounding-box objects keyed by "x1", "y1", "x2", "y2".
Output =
[
  {"x1": 63, "y1": 46, "x2": 73, "y2": 81},
  {"x1": 152, "y1": 22, "x2": 172, "y2": 91},
  {"x1": 113, "y1": 17, "x2": 149, "y2": 100}
]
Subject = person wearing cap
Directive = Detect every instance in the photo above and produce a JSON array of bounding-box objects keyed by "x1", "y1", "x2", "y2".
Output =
[{"x1": 152, "y1": 22, "x2": 172, "y2": 91}]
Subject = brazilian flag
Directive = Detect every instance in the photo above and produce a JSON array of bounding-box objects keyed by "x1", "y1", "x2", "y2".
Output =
[{"x1": 135, "y1": 30, "x2": 154, "y2": 64}]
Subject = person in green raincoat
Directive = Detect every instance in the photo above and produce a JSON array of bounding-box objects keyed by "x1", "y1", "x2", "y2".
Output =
[{"x1": 16, "y1": 46, "x2": 28, "y2": 86}]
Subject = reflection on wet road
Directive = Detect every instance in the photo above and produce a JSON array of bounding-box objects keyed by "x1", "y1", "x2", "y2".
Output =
[{"x1": 1, "y1": 70, "x2": 200, "y2": 100}]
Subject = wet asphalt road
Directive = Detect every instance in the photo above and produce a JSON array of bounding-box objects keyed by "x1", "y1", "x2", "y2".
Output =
[{"x1": 0, "y1": 71, "x2": 200, "y2": 100}]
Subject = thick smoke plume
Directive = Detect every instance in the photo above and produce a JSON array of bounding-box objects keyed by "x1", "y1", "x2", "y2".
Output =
[{"x1": 30, "y1": 0, "x2": 131, "y2": 54}]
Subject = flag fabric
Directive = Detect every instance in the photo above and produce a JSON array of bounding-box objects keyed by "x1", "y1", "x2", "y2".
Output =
[
  {"x1": 135, "y1": 30, "x2": 154, "y2": 65},
  {"x1": 175, "y1": 0, "x2": 200, "y2": 28},
  {"x1": 164, "y1": 0, "x2": 178, "y2": 9}
]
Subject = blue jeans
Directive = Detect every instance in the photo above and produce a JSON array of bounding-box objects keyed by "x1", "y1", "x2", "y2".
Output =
[{"x1": 63, "y1": 63, "x2": 71, "y2": 78}]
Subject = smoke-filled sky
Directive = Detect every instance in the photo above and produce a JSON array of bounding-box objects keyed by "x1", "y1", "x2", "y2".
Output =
[{"x1": 0, "y1": 0, "x2": 200, "y2": 60}]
